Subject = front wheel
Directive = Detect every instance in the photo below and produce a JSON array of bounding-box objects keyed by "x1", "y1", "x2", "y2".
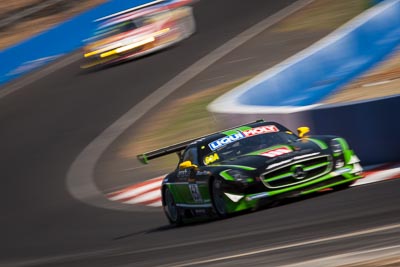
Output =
[
  {"x1": 163, "y1": 187, "x2": 183, "y2": 226},
  {"x1": 211, "y1": 178, "x2": 228, "y2": 218}
]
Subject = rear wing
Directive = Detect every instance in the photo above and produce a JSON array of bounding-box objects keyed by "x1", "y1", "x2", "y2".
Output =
[
  {"x1": 137, "y1": 119, "x2": 264, "y2": 164},
  {"x1": 137, "y1": 138, "x2": 197, "y2": 164}
]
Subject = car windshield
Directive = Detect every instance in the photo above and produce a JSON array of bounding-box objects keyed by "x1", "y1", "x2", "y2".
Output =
[
  {"x1": 92, "y1": 18, "x2": 145, "y2": 41},
  {"x1": 202, "y1": 132, "x2": 298, "y2": 165}
]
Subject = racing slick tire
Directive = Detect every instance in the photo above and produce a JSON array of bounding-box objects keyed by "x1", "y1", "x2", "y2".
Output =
[
  {"x1": 163, "y1": 187, "x2": 183, "y2": 226},
  {"x1": 211, "y1": 177, "x2": 228, "y2": 218}
]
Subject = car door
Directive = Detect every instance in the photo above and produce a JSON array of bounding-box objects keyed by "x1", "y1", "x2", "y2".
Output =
[{"x1": 175, "y1": 146, "x2": 207, "y2": 205}]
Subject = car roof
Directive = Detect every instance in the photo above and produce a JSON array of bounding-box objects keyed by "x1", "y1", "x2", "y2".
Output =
[
  {"x1": 189, "y1": 121, "x2": 290, "y2": 148},
  {"x1": 137, "y1": 120, "x2": 291, "y2": 164}
]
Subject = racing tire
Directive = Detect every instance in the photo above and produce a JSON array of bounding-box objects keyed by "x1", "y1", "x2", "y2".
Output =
[
  {"x1": 211, "y1": 177, "x2": 228, "y2": 218},
  {"x1": 164, "y1": 187, "x2": 183, "y2": 226}
]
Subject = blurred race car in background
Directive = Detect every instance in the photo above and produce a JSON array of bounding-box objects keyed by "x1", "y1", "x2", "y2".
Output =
[
  {"x1": 81, "y1": 0, "x2": 196, "y2": 69},
  {"x1": 138, "y1": 120, "x2": 363, "y2": 225}
]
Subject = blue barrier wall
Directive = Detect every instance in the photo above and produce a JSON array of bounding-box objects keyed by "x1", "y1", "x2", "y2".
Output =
[
  {"x1": 237, "y1": 0, "x2": 400, "y2": 106},
  {"x1": 310, "y1": 95, "x2": 400, "y2": 164},
  {"x1": 0, "y1": 0, "x2": 156, "y2": 86},
  {"x1": 209, "y1": 0, "x2": 400, "y2": 165},
  {"x1": 210, "y1": 94, "x2": 400, "y2": 165}
]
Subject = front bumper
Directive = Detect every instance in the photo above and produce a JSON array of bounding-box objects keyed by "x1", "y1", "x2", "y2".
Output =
[
  {"x1": 222, "y1": 166, "x2": 363, "y2": 213},
  {"x1": 81, "y1": 45, "x2": 148, "y2": 69},
  {"x1": 81, "y1": 28, "x2": 183, "y2": 69}
]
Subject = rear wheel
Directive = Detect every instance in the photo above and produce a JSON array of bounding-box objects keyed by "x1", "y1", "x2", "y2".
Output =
[
  {"x1": 211, "y1": 178, "x2": 228, "y2": 218},
  {"x1": 164, "y1": 187, "x2": 183, "y2": 226}
]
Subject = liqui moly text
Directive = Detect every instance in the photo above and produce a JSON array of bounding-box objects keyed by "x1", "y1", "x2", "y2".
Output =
[{"x1": 208, "y1": 125, "x2": 279, "y2": 151}]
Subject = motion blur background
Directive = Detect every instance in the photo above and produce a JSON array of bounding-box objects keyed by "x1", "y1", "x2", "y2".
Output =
[{"x1": 1, "y1": 0, "x2": 399, "y2": 266}]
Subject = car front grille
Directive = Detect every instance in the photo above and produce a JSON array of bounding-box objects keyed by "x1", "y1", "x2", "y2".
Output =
[{"x1": 262, "y1": 155, "x2": 332, "y2": 189}]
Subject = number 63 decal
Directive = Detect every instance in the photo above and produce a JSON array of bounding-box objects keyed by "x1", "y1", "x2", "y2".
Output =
[{"x1": 188, "y1": 183, "x2": 203, "y2": 202}]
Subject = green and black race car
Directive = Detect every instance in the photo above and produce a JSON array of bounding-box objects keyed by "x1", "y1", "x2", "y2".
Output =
[{"x1": 138, "y1": 120, "x2": 363, "y2": 225}]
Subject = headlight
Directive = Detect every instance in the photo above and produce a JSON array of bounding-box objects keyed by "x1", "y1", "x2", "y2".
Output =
[
  {"x1": 330, "y1": 139, "x2": 343, "y2": 156},
  {"x1": 227, "y1": 170, "x2": 248, "y2": 181},
  {"x1": 221, "y1": 169, "x2": 250, "y2": 183}
]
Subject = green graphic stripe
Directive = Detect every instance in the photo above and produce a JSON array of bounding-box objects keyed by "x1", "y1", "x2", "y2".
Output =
[
  {"x1": 265, "y1": 172, "x2": 292, "y2": 182},
  {"x1": 335, "y1": 138, "x2": 349, "y2": 150},
  {"x1": 220, "y1": 170, "x2": 235, "y2": 181},
  {"x1": 335, "y1": 137, "x2": 355, "y2": 163},
  {"x1": 225, "y1": 195, "x2": 257, "y2": 213},
  {"x1": 267, "y1": 173, "x2": 342, "y2": 196},
  {"x1": 216, "y1": 165, "x2": 257, "y2": 171},
  {"x1": 222, "y1": 126, "x2": 252, "y2": 136},
  {"x1": 306, "y1": 138, "x2": 328, "y2": 149},
  {"x1": 304, "y1": 162, "x2": 330, "y2": 171}
]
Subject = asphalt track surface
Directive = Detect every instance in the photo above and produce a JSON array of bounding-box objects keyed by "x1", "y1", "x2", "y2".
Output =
[{"x1": 1, "y1": 0, "x2": 399, "y2": 266}]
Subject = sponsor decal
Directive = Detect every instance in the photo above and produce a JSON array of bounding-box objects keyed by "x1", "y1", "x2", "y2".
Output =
[
  {"x1": 261, "y1": 147, "x2": 292, "y2": 158},
  {"x1": 241, "y1": 125, "x2": 279, "y2": 137},
  {"x1": 177, "y1": 169, "x2": 191, "y2": 178},
  {"x1": 189, "y1": 184, "x2": 203, "y2": 202},
  {"x1": 194, "y1": 209, "x2": 207, "y2": 215},
  {"x1": 209, "y1": 137, "x2": 231, "y2": 151},
  {"x1": 209, "y1": 132, "x2": 244, "y2": 151},
  {"x1": 208, "y1": 125, "x2": 279, "y2": 151},
  {"x1": 204, "y1": 153, "x2": 220, "y2": 165},
  {"x1": 196, "y1": 170, "x2": 210, "y2": 176}
]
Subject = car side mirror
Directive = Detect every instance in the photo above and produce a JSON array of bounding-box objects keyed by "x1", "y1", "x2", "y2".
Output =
[
  {"x1": 297, "y1": 126, "x2": 310, "y2": 138},
  {"x1": 179, "y1": 160, "x2": 198, "y2": 170}
]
